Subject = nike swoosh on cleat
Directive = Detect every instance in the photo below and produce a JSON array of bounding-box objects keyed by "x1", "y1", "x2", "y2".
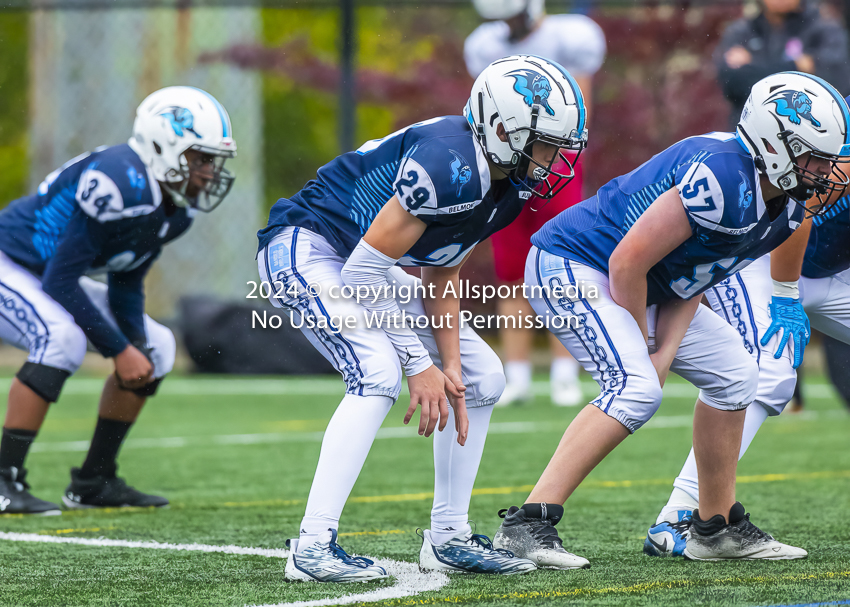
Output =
[{"x1": 647, "y1": 536, "x2": 668, "y2": 554}]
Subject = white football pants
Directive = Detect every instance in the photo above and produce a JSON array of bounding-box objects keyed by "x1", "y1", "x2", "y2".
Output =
[
  {"x1": 671, "y1": 254, "x2": 850, "y2": 503},
  {"x1": 258, "y1": 227, "x2": 505, "y2": 543},
  {"x1": 525, "y1": 246, "x2": 758, "y2": 434},
  {"x1": 0, "y1": 251, "x2": 175, "y2": 377}
]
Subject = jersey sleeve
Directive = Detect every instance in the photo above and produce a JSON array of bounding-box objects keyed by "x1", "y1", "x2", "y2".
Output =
[
  {"x1": 108, "y1": 250, "x2": 160, "y2": 347},
  {"x1": 393, "y1": 139, "x2": 486, "y2": 226},
  {"x1": 553, "y1": 15, "x2": 607, "y2": 76},
  {"x1": 76, "y1": 154, "x2": 160, "y2": 222},
  {"x1": 674, "y1": 154, "x2": 755, "y2": 236},
  {"x1": 40, "y1": 213, "x2": 131, "y2": 358}
]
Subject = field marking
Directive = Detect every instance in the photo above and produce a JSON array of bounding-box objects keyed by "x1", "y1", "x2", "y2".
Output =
[
  {"x1": 249, "y1": 559, "x2": 449, "y2": 607},
  {"x1": 370, "y1": 570, "x2": 850, "y2": 606},
  {"x1": 0, "y1": 531, "x2": 291, "y2": 558},
  {"x1": 38, "y1": 526, "x2": 115, "y2": 535},
  {"x1": 30, "y1": 408, "x2": 848, "y2": 455},
  {"x1": 0, "y1": 531, "x2": 449, "y2": 607},
  {"x1": 218, "y1": 469, "x2": 850, "y2": 510},
  {"x1": 338, "y1": 529, "x2": 406, "y2": 538},
  {"x1": 764, "y1": 601, "x2": 850, "y2": 607}
]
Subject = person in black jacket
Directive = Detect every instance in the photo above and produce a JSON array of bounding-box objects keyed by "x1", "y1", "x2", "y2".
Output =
[{"x1": 716, "y1": 0, "x2": 850, "y2": 128}]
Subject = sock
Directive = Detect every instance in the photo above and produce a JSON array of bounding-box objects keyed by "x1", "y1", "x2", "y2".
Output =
[
  {"x1": 297, "y1": 394, "x2": 393, "y2": 553},
  {"x1": 656, "y1": 488, "x2": 699, "y2": 524},
  {"x1": 504, "y1": 361, "x2": 532, "y2": 390},
  {"x1": 669, "y1": 403, "x2": 770, "y2": 515},
  {"x1": 0, "y1": 427, "x2": 37, "y2": 471},
  {"x1": 520, "y1": 502, "x2": 564, "y2": 521},
  {"x1": 79, "y1": 417, "x2": 133, "y2": 479},
  {"x1": 550, "y1": 357, "x2": 579, "y2": 383},
  {"x1": 429, "y1": 405, "x2": 494, "y2": 546}
]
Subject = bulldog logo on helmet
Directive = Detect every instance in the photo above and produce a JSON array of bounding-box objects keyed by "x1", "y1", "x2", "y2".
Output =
[
  {"x1": 160, "y1": 107, "x2": 203, "y2": 138},
  {"x1": 507, "y1": 69, "x2": 555, "y2": 116},
  {"x1": 449, "y1": 149, "x2": 472, "y2": 197},
  {"x1": 769, "y1": 91, "x2": 822, "y2": 128}
]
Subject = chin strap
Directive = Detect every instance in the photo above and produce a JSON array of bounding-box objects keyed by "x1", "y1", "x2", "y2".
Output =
[{"x1": 160, "y1": 182, "x2": 193, "y2": 209}]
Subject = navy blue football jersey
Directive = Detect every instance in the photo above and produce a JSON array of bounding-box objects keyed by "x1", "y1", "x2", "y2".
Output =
[
  {"x1": 802, "y1": 195, "x2": 850, "y2": 279},
  {"x1": 258, "y1": 116, "x2": 527, "y2": 267},
  {"x1": 532, "y1": 132, "x2": 805, "y2": 305},
  {"x1": 0, "y1": 144, "x2": 192, "y2": 356}
]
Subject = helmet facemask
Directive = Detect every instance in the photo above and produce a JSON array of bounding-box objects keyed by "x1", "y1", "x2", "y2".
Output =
[
  {"x1": 504, "y1": 103, "x2": 586, "y2": 201},
  {"x1": 778, "y1": 131, "x2": 849, "y2": 216},
  {"x1": 162, "y1": 145, "x2": 236, "y2": 213}
]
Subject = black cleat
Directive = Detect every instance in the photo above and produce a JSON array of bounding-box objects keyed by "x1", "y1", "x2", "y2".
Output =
[
  {"x1": 0, "y1": 466, "x2": 61, "y2": 515},
  {"x1": 63, "y1": 467, "x2": 169, "y2": 509}
]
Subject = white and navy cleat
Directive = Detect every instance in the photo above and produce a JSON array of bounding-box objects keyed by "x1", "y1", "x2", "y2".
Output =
[
  {"x1": 419, "y1": 529, "x2": 536, "y2": 575},
  {"x1": 643, "y1": 509, "x2": 692, "y2": 557},
  {"x1": 284, "y1": 529, "x2": 389, "y2": 583}
]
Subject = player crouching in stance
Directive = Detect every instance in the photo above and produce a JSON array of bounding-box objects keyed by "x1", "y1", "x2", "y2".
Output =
[
  {"x1": 492, "y1": 72, "x2": 849, "y2": 565},
  {"x1": 0, "y1": 87, "x2": 236, "y2": 514},
  {"x1": 645, "y1": 90, "x2": 850, "y2": 559},
  {"x1": 257, "y1": 55, "x2": 586, "y2": 582}
]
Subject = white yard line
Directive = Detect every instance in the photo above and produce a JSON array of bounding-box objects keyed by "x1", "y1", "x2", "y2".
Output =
[
  {"x1": 0, "y1": 531, "x2": 290, "y2": 558},
  {"x1": 248, "y1": 559, "x2": 449, "y2": 607},
  {"x1": 0, "y1": 532, "x2": 449, "y2": 607}
]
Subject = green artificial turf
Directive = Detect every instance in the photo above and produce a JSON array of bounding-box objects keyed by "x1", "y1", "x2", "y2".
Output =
[{"x1": 0, "y1": 374, "x2": 848, "y2": 607}]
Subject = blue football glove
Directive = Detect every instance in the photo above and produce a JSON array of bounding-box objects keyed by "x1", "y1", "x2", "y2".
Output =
[{"x1": 760, "y1": 296, "x2": 811, "y2": 369}]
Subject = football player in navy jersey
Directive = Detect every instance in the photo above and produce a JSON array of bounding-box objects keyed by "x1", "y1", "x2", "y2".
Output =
[
  {"x1": 491, "y1": 72, "x2": 850, "y2": 565},
  {"x1": 257, "y1": 55, "x2": 587, "y2": 582},
  {"x1": 0, "y1": 86, "x2": 236, "y2": 515},
  {"x1": 645, "y1": 94, "x2": 850, "y2": 558}
]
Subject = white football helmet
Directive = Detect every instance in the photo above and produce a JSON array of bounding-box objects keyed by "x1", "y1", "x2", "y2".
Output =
[
  {"x1": 737, "y1": 71, "x2": 850, "y2": 211},
  {"x1": 472, "y1": 0, "x2": 544, "y2": 21},
  {"x1": 464, "y1": 54, "x2": 587, "y2": 199},
  {"x1": 128, "y1": 86, "x2": 237, "y2": 212}
]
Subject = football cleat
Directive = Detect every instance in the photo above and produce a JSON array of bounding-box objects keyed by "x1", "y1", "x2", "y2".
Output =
[
  {"x1": 494, "y1": 504, "x2": 589, "y2": 569},
  {"x1": 550, "y1": 376, "x2": 583, "y2": 407},
  {"x1": 643, "y1": 509, "x2": 692, "y2": 557},
  {"x1": 285, "y1": 529, "x2": 389, "y2": 583},
  {"x1": 419, "y1": 528, "x2": 536, "y2": 575},
  {"x1": 62, "y1": 467, "x2": 169, "y2": 509},
  {"x1": 495, "y1": 382, "x2": 532, "y2": 407},
  {"x1": 0, "y1": 467, "x2": 61, "y2": 516},
  {"x1": 684, "y1": 502, "x2": 807, "y2": 561}
]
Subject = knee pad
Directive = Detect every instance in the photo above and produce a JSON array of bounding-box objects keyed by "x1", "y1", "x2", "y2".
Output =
[
  {"x1": 16, "y1": 362, "x2": 71, "y2": 403},
  {"x1": 700, "y1": 355, "x2": 759, "y2": 412},
  {"x1": 118, "y1": 375, "x2": 165, "y2": 398},
  {"x1": 600, "y1": 373, "x2": 663, "y2": 433},
  {"x1": 143, "y1": 321, "x2": 177, "y2": 377},
  {"x1": 358, "y1": 353, "x2": 403, "y2": 401},
  {"x1": 46, "y1": 323, "x2": 88, "y2": 373},
  {"x1": 756, "y1": 373, "x2": 797, "y2": 417},
  {"x1": 469, "y1": 371, "x2": 506, "y2": 408}
]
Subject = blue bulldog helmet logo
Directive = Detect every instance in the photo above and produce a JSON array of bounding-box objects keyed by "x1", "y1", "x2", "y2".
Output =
[
  {"x1": 449, "y1": 149, "x2": 472, "y2": 197},
  {"x1": 770, "y1": 91, "x2": 822, "y2": 128},
  {"x1": 737, "y1": 170, "x2": 753, "y2": 221},
  {"x1": 507, "y1": 69, "x2": 555, "y2": 116},
  {"x1": 161, "y1": 107, "x2": 203, "y2": 138}
]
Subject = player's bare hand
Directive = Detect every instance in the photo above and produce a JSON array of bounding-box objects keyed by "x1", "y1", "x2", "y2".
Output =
[
  {"x1": 405, "y1": 364, "x2": 454, "y2": 438},
  {"x1": 442, "y1": 367, "x2": 468, "y2": 446},
  {"x1": 114, "y1": 345, "x2": 154, "y2": 390},
  {"x1": 724, "y1": 45, "x2": 752, "y2": 69}
]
